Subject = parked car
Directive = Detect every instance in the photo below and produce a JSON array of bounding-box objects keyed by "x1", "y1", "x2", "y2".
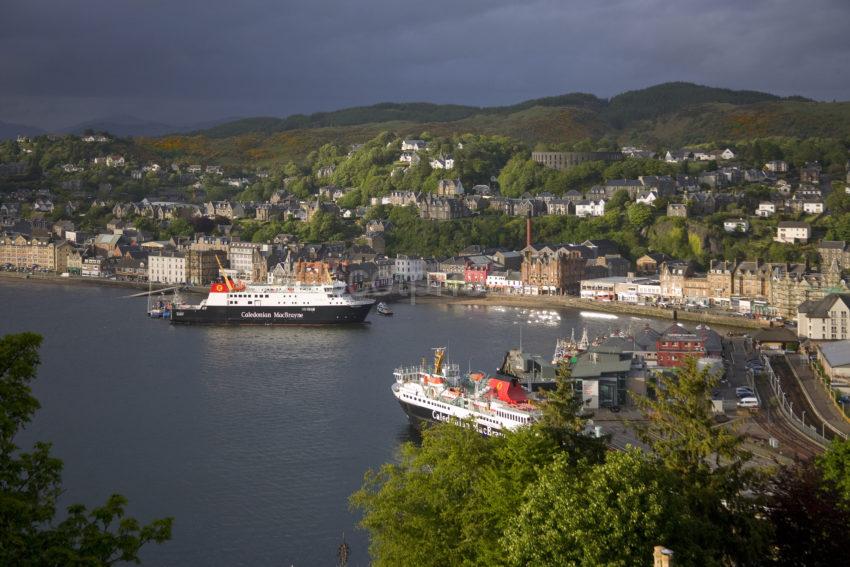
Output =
[
  {"x1": 736, "y1": 387, "x2": 755, "y2": 398},
  {"x1": 737, "y1": 396, "x2": 760, "y2": 409}
]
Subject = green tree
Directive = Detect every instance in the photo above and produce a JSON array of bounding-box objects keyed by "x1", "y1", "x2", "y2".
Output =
[
  {"x1": 627, "y1": 202, "x2": 654, "y2": 229},
  {"x1": 606, "y1": 189, "x2": 630, "y2": 211},
  {"x1": 0, "y1": 333, "x2": 173, "y2": 565},
  {"x1": 768, "y1": 457, "x2": 850, "y2": 566},
  {"x1": 350, "y1": 424, "x2": 496, "y2": 567},
  {"x1": 632, "y1": 357, "x2": 772, "y2": 564},
  {"x1": 505, "y1": 449, "x2": 686, "y2": 567},
  {"x1": 817, "y1": 438, "x2": 850, "y2": 505}
]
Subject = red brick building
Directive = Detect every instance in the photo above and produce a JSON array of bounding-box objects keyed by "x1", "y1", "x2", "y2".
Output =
[
  {"x1": 464, "y1": 263, "x2": 490, "y2": 285},
  {"x1": 656, "y1": 323, "x2": 706, "y2": 367}
]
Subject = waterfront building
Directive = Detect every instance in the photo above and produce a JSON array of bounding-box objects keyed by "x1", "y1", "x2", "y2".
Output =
[
  {"x1": 0, "y1": 234, "x2": 72, "y2": 272},
  {"x1": 394, "y1": 255, "x2": 426, "y2": 282},
  {"x1": 520, "y1": 245, "x2": 586, "y2": 295},
  {"x1": 186, "y1": 249, "x2": 228, "y2": 286},
  {"x1": 81, "y1": 256, "x2": 109, "y2": 278},
  {"x1": 228, "y1": 242, "x2": 262, "y2": 280},
  {"x1": 659, "y1": 262, "x2": 692, "y2": 300},
  {"x1": 148, "y1": 251, "x2": 187, "y2": 284},
  {"x1": 570, "y1": 350, "x2": 632, "y2": 409},
  {"x1": 656, "y1": 323, "x2": 707, "y2": 367}
]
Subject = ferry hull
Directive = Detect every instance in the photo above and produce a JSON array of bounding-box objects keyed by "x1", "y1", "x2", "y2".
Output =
[
  {"x1": 170, "y1": 302, "x2": 374, "y2": 325},
  {"x1": 396, "y1": 399, "x2": 502, "y2": 436}
]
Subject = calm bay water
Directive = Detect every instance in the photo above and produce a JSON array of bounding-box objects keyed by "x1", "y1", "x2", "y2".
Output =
[{"x1": 1, "y1": 281, "x2": 660, "y2": 566}]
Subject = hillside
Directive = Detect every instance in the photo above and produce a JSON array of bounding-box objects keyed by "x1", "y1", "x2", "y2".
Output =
[{"x1": 114, "y1": 83, "x2": 850, "y2": 165}]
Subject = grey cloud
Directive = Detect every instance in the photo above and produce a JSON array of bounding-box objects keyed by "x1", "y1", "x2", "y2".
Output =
[{"x1": 0, "y1": 0, "x2": 848, "y2": 129}]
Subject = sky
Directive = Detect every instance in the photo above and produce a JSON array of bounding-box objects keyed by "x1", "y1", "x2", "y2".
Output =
[{"x1": 1, "y1": 0, "x2": 849, "y2": 130}]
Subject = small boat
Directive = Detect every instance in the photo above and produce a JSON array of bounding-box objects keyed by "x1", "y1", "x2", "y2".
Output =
[{"x1": 376, "y1": 302, "x2": 394, "y2": 316}]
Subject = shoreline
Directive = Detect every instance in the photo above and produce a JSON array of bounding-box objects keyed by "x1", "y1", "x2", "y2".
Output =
[
  {"x1": 407, "y1": 292, "x2": 771, "y2": 329},
  {"x1": 1, "y1": 271, "x2": 771, "y2": 329},
  {"x1": 0, "y1": 271, "x2": 188, "y2": 293}
]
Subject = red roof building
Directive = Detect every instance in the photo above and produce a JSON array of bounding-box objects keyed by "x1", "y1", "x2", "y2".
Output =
[{"x1": 656, "y1": 323, "x2": 707, "y2": 367}]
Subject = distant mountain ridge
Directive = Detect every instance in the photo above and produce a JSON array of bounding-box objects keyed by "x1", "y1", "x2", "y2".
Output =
[
  {"x1": 0, "y1": 121, "x2": 45, "y2": 140},
  {"x1": 135, "y1": 82, "x2": 843, "y2": 165},
  {"x1": 195, "y1": 82, "x2": 800, "y2": 138},
  {"x1": 6, "y1": 83, "x2": 847, "y2": 163}
]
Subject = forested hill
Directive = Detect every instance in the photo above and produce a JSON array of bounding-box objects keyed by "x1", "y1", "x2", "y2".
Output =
[
  {"x1": 196, "y1": 93, "x2": 606, "y2": 138},
  {"x1": 198, "y1": 83, "x2": 788, "y2": 138},
  {"x1": 141, "y1": 82, "x2": 847, "y2": 165}
]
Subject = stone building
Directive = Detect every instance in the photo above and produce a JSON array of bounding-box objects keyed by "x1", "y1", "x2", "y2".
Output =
[
  {"x1": 417, "y1": 195, "x2": 468, "y2": 220},
  {"x1": 186, "y1": 249, "x2": 228, "y2": 286},
  {"x1": 520, "y1": 245, "x2": 586, "y2": 295},
  {"x1": 819, "y1": 240, "x2": 850, "y2": 271},
  {"x1": 0, "y1": 234, "x2": 72, "y2": 272},
  {"x1": 435, "y1": 178, "x2": 464, "y2": 197},
  {"x1": 148, "y1": 251, "x2": 186, "y2": 284},
  {"x1": 667, "y1": 203, "x2": 687, "y2": 218},
  {"x1": 531, "y1": 151, "x2": 623, "y2": 171},
  {"x1": 659, "y1": 262, "x2": 693, "y2": 300}
]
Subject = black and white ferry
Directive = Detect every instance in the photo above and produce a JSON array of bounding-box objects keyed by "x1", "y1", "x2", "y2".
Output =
[
  {"x1": 171, "y1": 261, "x2": 374, "y2": 325},
  {"x1": 392, "y1": 348, "x2": 540, "y2": 436}
]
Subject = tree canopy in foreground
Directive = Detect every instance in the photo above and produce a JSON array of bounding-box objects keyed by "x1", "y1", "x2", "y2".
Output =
[
  {"x1": 0, "y1": 332, "x2": 173, "y2": 566},
  {"x1": 352, "y1": 357, "x2": 850, "y2": 566}
]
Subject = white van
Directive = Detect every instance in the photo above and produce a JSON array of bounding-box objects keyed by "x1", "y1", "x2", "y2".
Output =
[{"x1": 737, "y1": 396, "x2": 759, "y2": 409}]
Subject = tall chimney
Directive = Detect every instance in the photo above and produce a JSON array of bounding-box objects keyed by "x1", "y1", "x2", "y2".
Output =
[{"x1": 526, "y1": 212, "x2": 532, "y2": 248}]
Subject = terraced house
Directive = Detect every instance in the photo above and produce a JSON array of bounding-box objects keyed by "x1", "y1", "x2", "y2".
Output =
[{"x1": 0, "y1": 234, "x2": 72, "y2": 272}]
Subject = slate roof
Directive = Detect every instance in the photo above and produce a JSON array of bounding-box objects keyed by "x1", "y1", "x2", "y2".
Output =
[
  {"x1": 797, "y1": 294, "x2": 850, "y2": 317},
  {"x1": 820, "y1": 240, "x2": 847, "y2": 250},
  {"x1": 570, "y1": 352, "x2": 632, "y2": 379},
  {"x1": 819, "y1": 341, "x2": 850, "y2": 368}
]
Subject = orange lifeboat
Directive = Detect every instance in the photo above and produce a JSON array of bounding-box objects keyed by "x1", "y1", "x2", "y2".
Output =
[
  {"x1": 469, "y1": 372, "x2": 485, "y2": 382},
  {"x1": 423, "y1": 374, "x2": 445, "y2": 385}
]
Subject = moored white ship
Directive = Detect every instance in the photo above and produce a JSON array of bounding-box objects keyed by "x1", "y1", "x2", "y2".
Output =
[
  {"x1": 392, "y1": 348, "x2": 540, "y2": 436},
  {"x1": 171, "y1": 259, "x2": 374, "y2": 325}
]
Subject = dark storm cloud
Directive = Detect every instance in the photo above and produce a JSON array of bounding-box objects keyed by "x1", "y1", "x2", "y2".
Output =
[{"x1": 1, "y1": 0, "x2": 849, "y2": 129}]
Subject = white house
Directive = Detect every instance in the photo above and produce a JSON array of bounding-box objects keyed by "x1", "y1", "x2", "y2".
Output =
[
  {"x1": 148, "y1": 252, "x2": 186, "y2": 284},
  {"x1": 723, "y1": 218, "x2": 749, "y2": 233},
  {"x1": 429, "y1": 156, "x2": 455, "y2": 170},
  {"x1": 764, "y1": 160, "x2": 788, "y2": 173},
  {"x1": 82, "y1": 134, "x2": 110, "y2": 143},
  {"x1": 797, "y1": 294, "x2": 850, "y2": 340},
  {"x1": 756, "y1": 202, "x2": 776, "y2": 217},
  {"x1": 774, "y1": 221, "x2": 811, "y2": 244},
  {"x1": 635, "y1": 190, "x2": 658, "y2": 206},
  {"x1": 106, "y1": 155, "x2": 125, "y2": 167},
  {"x1": 803, "y1": 200, "x2": 824, "y2": 214},
  {"x1": 575, "y1": 199, "x2": 606, "y2": 217},
  {"x1": 401, "y1": 139, "x2": 427, "y2": 152},
  {"x1": 692, "y1": 151, "x2": 712, "y2": 161},
  {"x1": 399, "y1": 151, "x2": 420, "y2": 164},
  {"x1": 716, "y1": 148, "x2": 736, "y2": 160},
  {"x1": 394, "y1": 254, "x2": 426, "y2": 282}
]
